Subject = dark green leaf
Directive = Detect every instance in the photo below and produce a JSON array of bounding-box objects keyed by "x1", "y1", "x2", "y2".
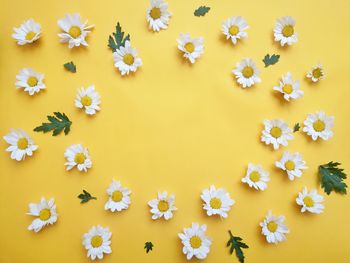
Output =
[
  {"x1": 293, "y1": 123, "x2": 300, "y2": 132},
  {"x1": 227, "y1": 230, "x2": 249, "y2": 263},
  {"x1": 78, "y1": 190, "x2": 97, "y2": 204},
  {"x1": 263, "y1": 54, "x2": 280, "y2": 67},
  {"x1": 194, "y1": 6, "x2": 210, "y2": 17},
  {"x1": 319, "y1": 162, "x2": 347, "y2": 195},
  {"x1": 63, "y1": 61, "x2": 76, "y2": 73},
  {"x1": 144, "y1": 241, "x2": 153, "y2": 253},
  {"x1": 108, "y1": 22, "x2": 130, "y2": 52},
  {"x1": 34, "y1": 112, "x2": 72, "y2": 136}
]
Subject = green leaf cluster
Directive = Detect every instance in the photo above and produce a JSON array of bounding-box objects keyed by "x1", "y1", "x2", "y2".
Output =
[
  {"x1": 34, "y1": 112, "x2": 72, "y2": 136},
  {"x1": 227, "y1": 230, "x2": 249, "y2": 263},
  {"x1": 293, "y1": 123, "x2": 301, "y2": 132},
  {"x1": 78, "y1": 190, "x2": 97, "y2": 204},
  {"x1": 63, "y1": 61, "x2": 76, "y2": 73},
  {"x1": 263, "y1": 54, "x2": 280, "y2": 67},
  {"x1": 319, "y1": 162, "x2": 347, "y2": 195},
  {"x1": 194, "y1": 6, "x2": 210, "y2": 17},
  {"x1": 108, "y1": 22, "x2": 130, "y2": 52},
  {"x1": 144, "y1": 241, "x2": 153, "y2": 253}
]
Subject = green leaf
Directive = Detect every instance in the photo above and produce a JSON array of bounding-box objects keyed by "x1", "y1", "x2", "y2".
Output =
[
  {"x1": 144, "y1": 241, "x2": 153, "y2": 253},
  {"x1": 194, "y1": 6, "x2": 210, "y2": 17},
  {"x1": 319, "y1": 162, "x2": 347, "y2": 195},
  {"x1": 108, "y1": 22, "x2": 130, "y2": 52},
  {"x1": 227, "y1": 230, "x2": 249, "y2": 263},
  {"x1": 263, "y1": 54, "x2": 280, "y2": 67},
  {"x1": 34, "y1": 112, "x2": 72, "y2": 136},
  {"x1": 293, "y1": 123, "x2": 300, "y2": 132},
  {"x1": 63, "y1": 61, "x2": 76, "y2": 73},
  {"x1": 78, "y1": 190, "x2": 97, "y2": 204}
]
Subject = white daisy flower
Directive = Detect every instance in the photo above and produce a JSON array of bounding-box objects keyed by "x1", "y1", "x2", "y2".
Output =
[
  {"x1": 303, "y1": 111, "x2": 334, "y2": 141},
  {"x1": 232, "y1": 58, "x2": 261, "y2": 88},
  {"x1": 242, "y1": 163, "x2": 270, "y2": 191},
  {"x1": 75, "y1": 85, "x2": 101, "y2": 115},
  {"x1": 201, "y1": 185, "x2": 235, "y2": 218},
  {"x1": 27, "y1": 197, "x2": 58, "y2": 232},
  {"x1": 146, "y1": 0, "x2": 172, "y2": 32},
  {"x1": 273, "y1": 72, "x2": 303, "y2": 101},
  {"x1": 222, "y1": 16, "x2": 249, "y2": 45},
  {"x1": 177, "y1": 33, "x2": 204, "y2": 64},
  {"x1": 82, "y1": 225, "x2": 112, "y2": 260},
  {"x1": 104, "y1": 180, "x2": 131, "y2": 212},
  {"x1": 275, "y1": 151, "x2": 307, "y2": 181},
  {"x1": 64, "y1": 144, "x2": 92, "y2": 172},
  {"x1": 15, "y1": 68, "x2": 45, "y2": 96},
  {"x1": 12, "y1": 19, "x2": 41, "y2": 45},
  {"x1": 57, "y1": 13, "x2": 94, "y2": 48},
  {"x1": 148, "y1": 191, "x2": 177, "y2": 220},
  {"x1": 274, "y1": 16, "x2": 297, "y2": 46},
  {"x1": 260, "y1": 211, "x2": 289, "y2": 244},
  {"x1": 307, "y1": 64, "x2": 325, "y2": 82},
  {"x1": 296, "y1": 187, "x2": 324, "y2": 214},
  {"x1": 178, "y1": 223, "x2": 212, "y2": 260},
  {"x1": 113, "y1": 41, "x2": 143, "y2": 75},
  {"x1": 3, "y1": 129, "x2": 38, "y2": 161},
  {"x1": 261, "y1": 119, "x2": 294, "y2": 150}
]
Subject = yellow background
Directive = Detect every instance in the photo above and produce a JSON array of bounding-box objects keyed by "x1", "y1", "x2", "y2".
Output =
[{"x1": 1, "y1": 0, "x2": 349, "y2": 262}]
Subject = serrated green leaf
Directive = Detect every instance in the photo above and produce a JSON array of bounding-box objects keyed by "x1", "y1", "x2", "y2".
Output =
[
  {"x1": 144, "y1": 241, "x2": 153, "y2": 253},
  {"x1": 64, "y1": 61, "x2": 76, "y2": 73},
  {"x1": 194, "y1": 6, "x2": 210, "y2": 17},
  {"x1": 108, "y1": 22, "x2": 130, "y2": 52},
  {"x1": 78, "y1": 190, "x2": 97, "y2": 204},
  {"x1": 34, "y1": 112, "x2": 72, "y2": 136},
  {"x1": 319, "y1": 162, "x2": 347, "y2": 195},
  {"x1": 227, "y1": 230, "x2": 249, "y2": 263},
  {"x1": 263, "y1": 54, "x2": 280, "y2": 67},
  {"x1": 293, "y1": 123, "x2": 300, "y2": 132}
]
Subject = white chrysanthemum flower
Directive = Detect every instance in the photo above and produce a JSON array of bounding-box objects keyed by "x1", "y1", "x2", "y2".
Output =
[
  {"x1": 303, "y1": 111, "x2": 334, "y2": 141},
  {"x1": 75, "y1": 85, "x2": 101, "y2": 115},
  {"x1": 273, "y1": 72, "x2": 303, "y2": 101},
  {"x1": 296, "y1": 187, "x2": 324, "y2": 214},
  {"x1": 275, "y1": 151, "x2": 307, "y2": 181},
  {"x1": 274, "y1": 16, "x2": 297, "y2": 46},
  {"x1": 64, "y1": 144, "x2": 92, "y2": 172},
  {"x1": 232, "y1": 58, "x2": 261, "y2": 88},
  {"x1": 27, "y1": 197, "x2": 58, "y2": 232},
  {"x1": 307, "y1": 64, "x2": 325, "y2": 82},
  {"x1": 146, "y1": 0, "x2": 172, "y2": 32},
  {"x1": 104, "y1": 180, "x2": 131, "y2": 212},
  {"x1": 148, "y1": 191, "x2": 177, "y2": 220},
  {"x1": 113, "y1": 41, "x2": 143, "y2": 75},
  {"x1": 260, "y1": 211, "x2": 289, "y2": 244},
  {"x1": 242, "y1": 163, "x2": 270, "y2": 191},
  {"x1": 3, "y1": 129, "x2": 38, "y2": 161},
  {"x1": 201, "y1": 185, "x2": 235, "y2": 218},
  {"x1": 82, "y1": 225, "x2": 112, "y2": 260},
  {"x1": 222, "y1": 16, "x2": 249, "y2": 45},
  {"x1": 15, "y1": 68, "x2": 45, "y2": 96},
  {"x1": 12, "y1": 19, "x2": 41, "y2": 45},
  {"x1": 57, "y1": 13, "x2": 94, "y2": 48},
  {"x1": 178, "y1": 223, "x2": 212, "y2": 260},
  {"x1": 261, "y1": 119, "x2": 294, "y2": 150},
  {"x1": 177, "y1": 33, "x2": 204, "y2": 64}
]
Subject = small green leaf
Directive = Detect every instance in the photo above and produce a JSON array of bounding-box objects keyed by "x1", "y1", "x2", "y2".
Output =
[
  {"x1": 144, "y1": 242, "x2": 153, "y2": 253},
  {"x1": 194, "y1": 6, "x2": 210, "y2": 17},
  {"x1": 63, "y1": 61, "x2": 76, "y2": 73},
  {"x1": 108, "y1": 22, "x2": 130, "y2": 52},
  {"x1": 34, "y1": 112, "x2": 72, "y2": 136},
  {"x1": 227, "y1": 230, "x2": 249, "y2": 263},
  {"x1": 78, "y1": 190, "x2": 97, "y2": 204},
  {"x1": 319, "y1": 162, "x2": 347, "y2": 195},
  {"x1": 293, "y1": 123, "x2": 300, "y2": 132},
  {"x1": 263, "y1": 54, "x2": 280, "y2": 67}
]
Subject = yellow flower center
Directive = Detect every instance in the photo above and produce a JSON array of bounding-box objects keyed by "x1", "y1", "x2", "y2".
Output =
[
  {"x1": 303, "y1": 196, "x2": 314, "y2": 207},
  {"x1": 282, "y1": 25, "x2": 294, "y2": 37},
  {"x1": 17, "y1": 138, "x2": 28, "y2": 150},
  {"x1": 123, "y1": 54, "x2": 135, "y2": 65},
  {"x1": 157, "y1": 200, "x2": 169, "y2": 212},
  {"x1": 312, "y1": 68, "x2": 323, "y2": 78},
  {"x1": 112, "y1": 191, "x2": 123, "y2": 202},
  {"x1": 26, "y1": 31, "x2": 36, "y2": 41},
  {"x1": 189, "y1": 236, "x2": 202, "y2": 249},
  {"x1": 285, "y1": 160, "x2": 295, "y2": 171},
  {"x1": 282, "y1": 84, "x2": 293, "y2": 94},
  {"x1": 91, "y1": 235, "x2": 103, "y2": 248},
  {"x1": 184, "y1": 42, "x2": 195, "y2": 53},
  {"x1": 210, "y1": 197, "x2": 222, "y2": 209},
  {"x1": 68, "y1": 26, "x2": 82, "y2": 38},
  {"x1": 313, "y1": 120, "x2": 325, "y2": 132},
  {"x1": 81, "y1": 95, "x2": 92, "y2": 107},
  {"x1": 270, "y1": 127, "x2": 282, "y2": 138},
  {"x1": 249, "y1": 171, "x2": 260, "y2": 182},
  {"x1": 242, "y1": 66, "x2": 254, "y2": 78},
  {"x1": 74, "y1": 153, "x2": 86, "y2": 164},
  {"x1": 150, "y1": 7, "x2": 161, "y2": 19},
  {"x1": 27, "y1": 76, "x2": 38, "y2": 87},
  {"x1": 229, "y1": 25, "x2": 239, "y2": 36},
  {"x1": 39, "y1": 208, "x2": 51, "y2": 221},
  {"x1": 267, "y1": 221, "x2": 278, "y2": 233}
]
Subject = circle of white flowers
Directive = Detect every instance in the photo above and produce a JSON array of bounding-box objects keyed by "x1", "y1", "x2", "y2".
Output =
[
  {"x1": 260, "y1": 210, "x2": 289, "y2": 244},
  {"x1": 12, "y1": 19, "x2": 41, "y2": 45},
  {"x1": 64, "y1": 144, "x2": 92, "y2": 172},
  {"x1": 82, "y1": 225, "x2": 112, "y2": 260},
  {"x1": 16, "y1": 68, "x2": 46, "y2": 96},
  {"x1": 148, "y1": 191, "x2": 177, "y2": 220},
  {"x1": 273, "y1": 72, "x2": 303, "y2": 102},
  {"x1": 27, "y1": 197, "x2": 58, "y2": 232},
  {"x1": 303, "y1": 111, "x2": 334, "y2": 141},
  {"x1": 261, "y1": 119, "x2": 294, "y2": 150},
  {"x1": 104, "y1": 180, "x2": 131, "y2": 212},
  {"x1": 222, "y1": 16, "x2": 249, "y2": 45},
  {"x1": 177, "y1": 33, "x2": 204, "y2": 64},
  {"x1": 275, "y1": 151, "x2": 307, "y2": 181},
  {"x1": 242, "y1": 163, "x2": 270, "y2": 191},
  {"x1": 3, "y1": 129, "x2": 38, "y2": 161},
  {"x1": 201, "y1": 185, "x2": 235, "y2": 218},
  {"x1": 146, "y1": 0, "x2": 172, "y2": 32},
  {"x1": 296, "y1": 187, "x2": 325, "y2": 214},
  {"x1": 75, "y1": 85, "x2": 101, "y2": 115},
  {"x1": 232, "y1": 58, "x2": 261, "y2": 88}
]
